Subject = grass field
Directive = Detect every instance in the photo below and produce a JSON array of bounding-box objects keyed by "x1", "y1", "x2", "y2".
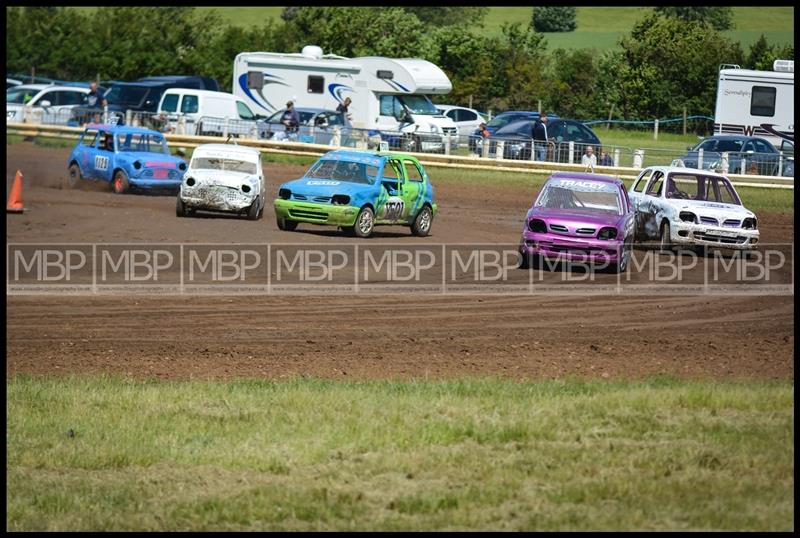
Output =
[
  {"x1": 6, "y1": 376, "x2": 793, "y2": 531},
  {"x1": 195, "y1": 7, "x2": 793, "y2": 51}
]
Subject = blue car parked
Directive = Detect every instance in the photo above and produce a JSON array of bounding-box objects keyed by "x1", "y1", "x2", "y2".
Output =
[
  {"x1": 67, "y1": 124, "x2": 187, "y2": 194},
  {"x1": 469, "y1": 110, "x2": 559, "y2": 151}
]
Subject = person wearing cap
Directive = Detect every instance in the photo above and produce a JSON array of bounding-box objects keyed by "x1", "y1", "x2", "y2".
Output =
[{"x1": 280, "y1": 101, "x2": 301, "y2": 135}]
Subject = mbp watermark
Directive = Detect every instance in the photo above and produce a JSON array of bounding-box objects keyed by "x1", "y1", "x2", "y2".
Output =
[{"x1": 6, "y1": 242, "x2": 793, "y2": 296}]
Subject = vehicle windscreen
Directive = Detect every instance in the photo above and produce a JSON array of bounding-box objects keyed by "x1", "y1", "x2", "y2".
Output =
[
  {"x1": 398, "y1": 95, "x2": 440, "y2": 115},
  {"x1": 486, "y1": 114, "x2": 527, "y2": 130},
  {"x1": 191, "y1": 157, "x2": 257, "y2": 174},
  {"x1": 7, "y1": 87, "x2": 39, "y2": 104},
  {"x1": 666, "y1": 173, "x2": 741, "y2": 205},
  {"x1": 535, "y1": 179, "x2": 622, "y2": 215},
  {"x1": 105, "y1": 85, "x2": 148, "y2": 107},
  {"x1": 694, "y1": 139, "x2": 745, "y2": 153},
  {"x1": 306, "y1": 159, "x2": 378, "y2": 185},
  {"x1": 115, "y1": 132, "x2": 169, "y2": 155},
  {"x1": 495, "y1": 121, "x2": 532, "y2": 137}
]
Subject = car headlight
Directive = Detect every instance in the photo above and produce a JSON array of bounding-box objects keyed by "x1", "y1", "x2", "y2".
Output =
[
  {"x1": 331, "y1": 194, "x2": 350, "y2": 205},
  {"x1": 598, "y1": 227, "x2": 618, "y2": 240},
  {"x1": 185, "y1": 177, "x2": 196, "y2": 187},
  {"x1": 241, "y1": 184, "x2": 252, "y2": 194},
  {"x1": 430, "y1": 124, "x2": 440, "y2": 134},
  {"x1": 278, "y1": 188, "x2": 291, "y2": 200},
  {"x1": 742, "y1": 217, "x2": 757, "y2": 230},
  {"x1": 679, "y1": 211, "x2": 697, "y2": 223},
  {"x1": 133, "y1": 161, "x2": 142, "y2": 170},
  {"x1": 527, "y1": 218, "x2": 547, "y2": 233}
]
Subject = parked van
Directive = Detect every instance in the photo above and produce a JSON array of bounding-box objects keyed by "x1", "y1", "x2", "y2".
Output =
[
  {"x1": 713, "y1": 59, "x2": 794, "y2": 151},
  {"x1": 232, "y1": 45, "x2": 459, "y2": 152},
  {"x1": 157, "y1": 88, "x2": 263, "y2": 137}
]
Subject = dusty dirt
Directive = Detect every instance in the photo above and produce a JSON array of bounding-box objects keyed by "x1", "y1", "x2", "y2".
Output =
[{"x1": 5, "y1": 142, "x2": 795, "y2": 381}]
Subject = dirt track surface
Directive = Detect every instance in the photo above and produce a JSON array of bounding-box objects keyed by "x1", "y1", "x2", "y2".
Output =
[{"x1": 6, "y1": 142, "x2": 795, "y2": 380}]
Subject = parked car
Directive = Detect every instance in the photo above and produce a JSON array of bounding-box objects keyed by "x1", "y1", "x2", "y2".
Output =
[
  {"x1": 6, "y1": 78, "x2": 22, "y2": 89},
  {"x1": 261, "y1": 107, "x2": 347, "y2": 144},
  {"x1": 157, "y1": 88, "x2": 264, "y2": 137},
  {"x1": 70, "y1": 75, "x2": 221, "y2": 126},
  {"x1": 177, "y1": 143, "x2": 265, "y2": 219},
  {"x1": 7, "y1": 84, "x2": 90, "y2": 124},
  {"x1": 274, "y1": 149, "x2": 437, "y2": 237},
  {"x1": 66, "y1": 124, "x2": 187, "y2": 194},
  {"x1": 476, "y1": 118, "x2": 601, "y2": 162},
  {"x1": 677, "y1": 135, "x2": 792, "y2": 177},
  {"x1": 436, "y1": 104, "x2": 487, "y2": 137},
  {"x1": 469, "y1": 111, "x2": 559, "y2": 151},
  {"x1": 628, "y1": 166, "x2": 759, "y2": 252},
  {"x1": 518, "y1": 172, "x2": 635, "y2": 273}
]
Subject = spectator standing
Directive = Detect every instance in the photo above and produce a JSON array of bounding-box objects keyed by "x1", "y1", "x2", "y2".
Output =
[
  {"x1": 280, "y1": 101, "x2": 300, "y2": 134},
  {"x1": 336, "y1": 97, "x2": 353, "y2": 125},
  {"x1": 582, "y1": 145, "x2": 598, "y2": 171},
  {"x1": 532, "y1": 113, "x2": 549, "y2": 161},
  {"x1": 86, "y1": 81, "x2": 107, "y2": 109},
  {"x1": 599, "y1": 150, "x2": 614, "y2": 167}
]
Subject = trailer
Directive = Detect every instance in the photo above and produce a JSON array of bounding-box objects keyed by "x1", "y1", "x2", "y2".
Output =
[
  {"x1": 713, "y1": 59, "x2": 794, "y2": 152},
  {"x1": 232, "y1": 46, "x2": 459, "y2": 152}
]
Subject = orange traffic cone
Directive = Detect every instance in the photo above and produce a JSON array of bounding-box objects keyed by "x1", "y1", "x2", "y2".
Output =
[{"x1": 7, "y1": 170, "x2": 25, "y2": 214}]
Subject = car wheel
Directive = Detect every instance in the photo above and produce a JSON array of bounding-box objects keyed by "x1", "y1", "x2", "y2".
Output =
[
  {"x1": 411, "y1": 206, "x2": 433, "y2": 236},
  {"x1": 353, "y1": 206, "x2": 374, "y2": 238},
  {"x1": 659, "y1": 221, "x2": 673, "y2": 254},
  {"x1": 276, "y1": 216, "x2": 298, "y2": 231},
  {"x1": 246, "y1": 197, "x2": 261, "y2": 220},
  {"x1": 112, "y1": 170, "x2": 129, "y2": 194},
  {"x1": 176, "y1": 196, "x2": 188, "y2": 218},
  {"x1": 67, "y1": 163, "x2": 82, "y2": 189}
]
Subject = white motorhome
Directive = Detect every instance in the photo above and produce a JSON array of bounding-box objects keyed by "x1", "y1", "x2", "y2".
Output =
[
  {"x1": 232, "y1": 46, "x2": 459, "y2": 151},
  {"x1": 713, "y1": 59, "x2": 794, "y2": 152}
]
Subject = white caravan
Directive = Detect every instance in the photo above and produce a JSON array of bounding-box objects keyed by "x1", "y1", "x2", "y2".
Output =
[
  {"x1": 232, "y1": 46, "x2": 459, "y2": 151},
  {"x1": 713, "y1": 59, "x2": 794, "y2": 152}
]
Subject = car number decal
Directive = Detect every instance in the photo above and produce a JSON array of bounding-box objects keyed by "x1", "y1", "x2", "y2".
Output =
[
  {"x1": 94, "y1": 155, "x2": 109, "y2": 171},
  {"x1": 382, "y1": 196, "x2": 404, "y2": 220}
]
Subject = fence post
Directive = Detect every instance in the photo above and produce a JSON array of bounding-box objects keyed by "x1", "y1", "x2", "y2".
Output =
[
  {"x1": 740, "y1": 157, "x2": 746, "y2": 175},
  {"x1": 331, "y1": 127, "x2": 341, "y2": 147},
  {"x1": 496, "y1": 140, "x2": 504, "y2": 160},
  {"x1": 633, "y1": 149, "x2": 644, "y2": 169},
  {"x1": 568, "y1": 141, "x2": 574, "y2": 164},
  {"x1": 444, "y1": 135, "x2": 450, "y2": 155},
  {"x1": 481, "y1": 138, "x2": 490, "y2": 159},
  {"x1": 468, "y1": 95, "x2": 473, "y2": 109},
  {"x1": 613, "y1": 148, "x2": 620, "y2": 167},
  {"x1": 223, "y1": 118, "x2": 229, "y2": 139},
  {"x1": 653, "y1": 119, "x2": 659, "y2": 141},
  {"x1": 698, "y1": 148, "x2": 704, "y2": 170},
  {"x1": 537, "y1": 100, "x2": 542, "y2": 115},
  {"x1": 125, "y1": 109, "x2": 132, "y2": 126},
  {"x1": 778, "y1": 151, "x2": 784, "y2": 176},
  {"x1": 103, "y1": 105, "x2": 109, "y2": 124},
  {"x1": 178, "y1": 115, "x2": 187, "y2": 135},
  {"x1": 683, "y1": 107, "x2": 687, "y2": 136},
  {"x1": 607, "y1": 103, "x2": 615, "y2": 130},
  {"x1": 721, "y1": 152, "x2": 729, "y2": 174}
]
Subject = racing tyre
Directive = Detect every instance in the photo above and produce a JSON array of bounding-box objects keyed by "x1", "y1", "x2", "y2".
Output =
[
  {"x1": 411, "y1": 206, "x2": 433, "y2": 236},
  {"x1": 112, "y1": 170, "x2": 129, "y2": 194},
  {"x1": 67, "y1": 163, "x2": 82, "y2": 189},
  {"x1": 353, "y1": 206, "x2": 375, "y2": 238},
  {"x1": 276, "y1": 216, "x2": 298, "y2": 231},
  {"x1": 659, "y1": 221, "x2": 673, "y2": 254},
  {"x1": 176, "y1": 196, "x2": 188, "y2": 218},
  {"x1": 246, "y1": 197, "x2": 261, "y2": 221}
]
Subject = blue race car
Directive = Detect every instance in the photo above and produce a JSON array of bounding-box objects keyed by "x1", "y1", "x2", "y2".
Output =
[
  {"x1": 274, "y1": 150, "x2": 438, "y2": 237},
  {"x1": 66, "y1": 124, "x2": 187, "y2": 193}
]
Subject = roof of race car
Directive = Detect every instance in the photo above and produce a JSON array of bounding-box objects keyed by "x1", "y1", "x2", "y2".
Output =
[
  {"x1": 85, "y1": 123, "x2": 165, "y2": 136},
  {"x1": 547, "y1": 172, "x2": 622, "y2": 185},
  {"x1": 319, "y1": 149, "x2": 421, "y2": 167}
]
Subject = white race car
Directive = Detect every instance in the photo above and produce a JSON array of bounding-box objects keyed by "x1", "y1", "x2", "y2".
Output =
[
  {"x1": 176, "y1": 143, "x2": 265, "y2": 220},
  {"x1": 629, "y1": 166, "x2": 759, "y2": 252}
]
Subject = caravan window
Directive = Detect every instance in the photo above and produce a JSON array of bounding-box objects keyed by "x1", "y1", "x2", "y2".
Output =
[
  {"x1": 307, "y1": 76, "x2": 324, "y2": 94},
  {"x1": 750, "y1": 86, "x2": 776, "y2": 117}
]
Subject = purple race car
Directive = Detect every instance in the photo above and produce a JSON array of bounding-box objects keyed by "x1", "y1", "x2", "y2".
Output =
[{"x1": 519, "y1": 172, "x2": 635, "y2": 272}]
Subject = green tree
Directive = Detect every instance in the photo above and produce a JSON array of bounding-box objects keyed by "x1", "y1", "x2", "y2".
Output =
[
  {"x1": 654, "y1": 7, "x2": 734, "y2": 31},
  {"x1": 531, "y1": 7, "x2": 577, "y2": 33},
  {"x1": 745, "y1": 34, "x2": 795, "y2": 71},
  {"x1": 607, "y1": 14, "x2": 743, "y2": 119},
  {"x1": 544, "y1": 48, "x2": 603, "y2": 119}
]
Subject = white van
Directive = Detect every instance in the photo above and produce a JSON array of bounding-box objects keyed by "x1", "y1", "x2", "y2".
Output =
[{"x1": 157, "y1": 88, "x2": 262, "y2": 138}]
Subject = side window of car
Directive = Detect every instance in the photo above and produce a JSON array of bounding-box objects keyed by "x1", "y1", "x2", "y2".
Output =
[
  {"x1": 462, "y1": 110, "x2": 477, "y2": 122},
  {"x1": 82, "y1": 130, "x2": 99, "y2": 147},
  {"x1": 445, "y1": 110, "x2": 456, "y2": 121},
  {"x1": 742, "y1": 141, "x2": 756, "y2": 153},
  {"x1": 236, "y1": 101, "x2": 255, "y2": 120},
  {"x1": 181, "y1": 95, "x2": 199, "y2": 114},
  {"x1": 161, "y1": 94, "x2": 179, "y2": 113},
  {"x1": 39, "y1": 90, "x2": 58, "y2": 105},
  {"x1": 632, "y1": 170, "x2": 652, "y2": 193},
  {"x1": 753, "y1": 140, "x2": 772, "y2": 154},
  {"x1": 382, "y1": 160, "x2": 402, "y2": 181},
  {"x1": 404, "y1": 161, "x2": 424, "y2": 182},
  {"x1": 646, "y1": 171, "x2": 664, "y2": 197}
]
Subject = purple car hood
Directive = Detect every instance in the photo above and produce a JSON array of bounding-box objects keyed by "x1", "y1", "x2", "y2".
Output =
[{"x1": 528, "y1": 207, "x2": 622, "y2": 228}]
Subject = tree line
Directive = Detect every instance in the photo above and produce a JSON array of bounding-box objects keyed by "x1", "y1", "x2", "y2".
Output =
[{"x1": 6, "y1": 6, "x2": 793, "y2": 124}]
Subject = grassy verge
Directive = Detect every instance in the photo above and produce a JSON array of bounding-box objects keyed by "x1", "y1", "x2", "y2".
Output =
[{"x1": 6, "y1": 376, "x2": 793, "y2": 531}]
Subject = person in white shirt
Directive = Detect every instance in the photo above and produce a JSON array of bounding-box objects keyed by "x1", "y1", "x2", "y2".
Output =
[{"x1": 582, "y1": 145, "x2": 597, "y2": 171}]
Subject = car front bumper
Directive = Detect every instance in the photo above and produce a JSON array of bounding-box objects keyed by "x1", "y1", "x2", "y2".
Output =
[
  {"x1": 669, "y1": 220, "x2": 759, "y2": 250},
  {"x1": 274, "y1": 199, "x2": 359, "y2": 227},
  {"x1": 181, "y1": 185, "x2": 256, "y2": 211},
  {"x1": 129, "y1": 178, "x2": 183, "y2": 190},
  {"x1": 520, "y1": 231, "x2": 623, "y2": 263}
]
